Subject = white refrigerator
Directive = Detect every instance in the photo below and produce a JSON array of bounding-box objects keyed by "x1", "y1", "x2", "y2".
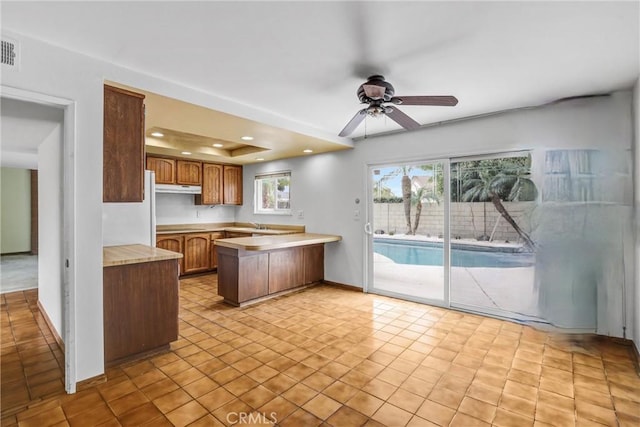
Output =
[{"x1": 102, "y1": 170, "x2": 156, "y2": 247}]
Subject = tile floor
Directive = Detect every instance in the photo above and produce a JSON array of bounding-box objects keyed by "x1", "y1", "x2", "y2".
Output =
[{"x1": 2, "y1": 274, "x2": 640, "y2": 426}]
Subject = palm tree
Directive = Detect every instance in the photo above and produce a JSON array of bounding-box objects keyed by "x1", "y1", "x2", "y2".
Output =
[
  {"x1": 411, "y1": 186, "x2": 440, "y2": 235},
  {"x1": 461, "y1": 160, "x2": 537, "y2": 250},
  {"x1": 401, "y1": 169, "x2": 412, "y2": 234}
]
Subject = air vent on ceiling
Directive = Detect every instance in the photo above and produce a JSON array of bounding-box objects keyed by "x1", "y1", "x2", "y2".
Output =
[{"x1": 1, "y1": 38, "x2": 19, "y2": 68}]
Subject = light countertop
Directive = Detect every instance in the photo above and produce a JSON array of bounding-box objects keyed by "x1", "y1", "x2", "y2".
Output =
[
  {"x1": 104, "y1": 244, "x2": 183, "y2": 267},
  {"x1": 156, "y1": 223, "x2": 304, "y2": 236},
  {"x1": 215, "y1": 233, "x2": 342, "y2": 251}
]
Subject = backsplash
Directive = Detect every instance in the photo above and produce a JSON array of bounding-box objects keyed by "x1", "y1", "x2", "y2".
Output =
[{"x1": 155, "y1": 193, "x2": 236, "y2": 225}]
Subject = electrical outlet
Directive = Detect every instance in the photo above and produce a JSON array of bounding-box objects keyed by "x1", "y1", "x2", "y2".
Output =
[
  {"x1": 353, "y1": 209, "x2": 360, "y2": 220},
  {"x1": 297, "y1": 210, "x2": 304, "y2": 219}
]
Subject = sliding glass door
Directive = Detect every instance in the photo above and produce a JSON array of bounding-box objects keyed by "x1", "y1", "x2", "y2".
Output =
[{"x1": 367, "y1": 160, "x2": 449, "y2": 306}]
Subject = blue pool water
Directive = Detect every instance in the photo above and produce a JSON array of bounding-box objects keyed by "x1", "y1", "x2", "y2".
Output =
[{"x1": 374, "y1": 238, "x2": 534, "y2": 268}]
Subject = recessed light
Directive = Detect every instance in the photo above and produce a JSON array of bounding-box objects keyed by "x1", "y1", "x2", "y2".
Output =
[
  {"x1": 213, "y1": 143, "x2": 224, "y2": 148},
  {"x1": 151, "y1": 132, "x2": 164, "y2": 137},
  {"x1": 256, "y1": 158, "x2": 265, "y2": 161},
  {"x1": 241, "y1": 136, "x2": 254, "y2": 141},
  {"x1": 303, "y1": 149, "x2": 313, "y2": 153},
  {"x1": 181, "y1": 151, "x2": 192, "y2": 155}
]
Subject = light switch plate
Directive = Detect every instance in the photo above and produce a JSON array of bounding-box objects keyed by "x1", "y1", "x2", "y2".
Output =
[{"x1": 297, "y1": 210, "x2": 304, "y2": 219}]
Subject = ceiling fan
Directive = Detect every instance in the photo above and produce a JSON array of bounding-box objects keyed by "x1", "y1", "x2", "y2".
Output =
[{"x1": 339, "y1": 75, "x2": 458, "y2": 137}]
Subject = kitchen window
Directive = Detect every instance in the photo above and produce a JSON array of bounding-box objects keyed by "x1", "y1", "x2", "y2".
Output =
[{"x1": 254, "y1": 171, "x2": 291, "y2": 214}]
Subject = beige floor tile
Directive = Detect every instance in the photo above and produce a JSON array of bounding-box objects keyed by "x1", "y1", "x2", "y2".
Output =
[
  {"x1": 458, "y1": 396, "x2": 496, "y2": 423},
  {"x1": 415, "y1": 399, "x2": 456, "y2": 426},
  {"x1": 326, "y1": 405, "x2": 369, "y2": 427},
  {"x1": 387, "y1": 388, "x2": 425, "y2": 414},
  {"x1": 372, "y1": 402, "x2": 413, "y2": 426},
  {"x1": 346, "y1": 391, "x2": 384, "y2": 417},
  {"x1": 303, "y1": 394, "x2": 341, "y2": 420}
]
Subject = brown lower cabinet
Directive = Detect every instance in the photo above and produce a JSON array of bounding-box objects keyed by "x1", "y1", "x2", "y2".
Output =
[
  {"x1": 157, "y1": 232, "x2": 228, "y2": 276},
  {"x1": 103, "y1": 259, "x2": 179, "y2": 365},
  {"x1": 217, "y1": 244, "x2": 325, "y2": 306}
]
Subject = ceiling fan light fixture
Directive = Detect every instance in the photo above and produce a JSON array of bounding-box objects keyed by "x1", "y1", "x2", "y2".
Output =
[
  {"x1": 366, "y1": 105, "x2": 385, "y2": 117},
  {"x1": 339, "y1": 76, "x2": 459, "y2": 137}
]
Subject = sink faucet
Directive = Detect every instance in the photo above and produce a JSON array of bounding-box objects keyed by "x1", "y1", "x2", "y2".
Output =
[{"x1": 250, "y1": 222, "x2": 265, "y2": 230}]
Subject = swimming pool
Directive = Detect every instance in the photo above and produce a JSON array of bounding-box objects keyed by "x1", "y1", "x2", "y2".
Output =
[{"x1": 374, "y1": 238, "x2": 534, "y2": 268}]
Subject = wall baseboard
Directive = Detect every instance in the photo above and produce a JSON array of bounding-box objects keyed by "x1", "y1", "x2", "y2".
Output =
[
  {"x1": 322, "y1": 280, "x2": 363, "y2": 292},
  {"x1": 76, "y1": 374, "x2": 107, "y2": 391},
  {"x1": 37, "y1": 300, "x2": 64, "y2": 353}
]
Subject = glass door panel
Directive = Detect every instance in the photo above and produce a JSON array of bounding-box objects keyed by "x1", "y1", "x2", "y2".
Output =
[
  {"x1": 368, "y1": 160, "x2": 448, "y2": 305},
  {"x1": 449, "y1": 153, "x2": 541, "y2": 321}
]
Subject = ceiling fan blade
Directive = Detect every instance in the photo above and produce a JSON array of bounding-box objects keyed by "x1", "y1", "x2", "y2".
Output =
[
  {"x1": 390, "y1": 95, "x2": 459, "y2": 106},
  {"x1": 385, "y1": 107, "x2": 421, "y2": 130},
  {"x1": 338, "y1": 109, "x2": 367, "y2": 137},
  {"x1": 362, "y1": 84, "x2": 386, "y2": 100}
]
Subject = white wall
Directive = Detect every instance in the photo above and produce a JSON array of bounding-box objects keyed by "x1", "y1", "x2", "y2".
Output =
[
  {"x1": 0, "y1": 167, "x2": 31, "y2": 254},
  {"x1": 155, "y1": 193, "x2": 236, "y2": 225},
  {"x1": 38, "y1": 124, "x2": 63, "y2": 337},
  {"x1": 237, "y1": 92, "x2": 634, "y2": 338}
]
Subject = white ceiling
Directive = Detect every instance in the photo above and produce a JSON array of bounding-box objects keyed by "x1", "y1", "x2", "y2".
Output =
[{"x1": 2, "y1": 1, "x2": 638, "y2": 150}]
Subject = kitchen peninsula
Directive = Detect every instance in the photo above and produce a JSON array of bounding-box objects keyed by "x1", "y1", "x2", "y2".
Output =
[{"x1": 215, "y1": 233, "x2": 342, "y2": 306}]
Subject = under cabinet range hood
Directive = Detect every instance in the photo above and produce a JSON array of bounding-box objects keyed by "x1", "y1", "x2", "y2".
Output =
[{"x1": 155, "y1": 184, "x2": 202, "y2": 194}]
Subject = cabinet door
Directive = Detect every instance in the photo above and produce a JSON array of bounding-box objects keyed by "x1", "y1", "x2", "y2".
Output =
[
  {"x1": 197, "y1": 163, "x2": 223, "y2": 205},
  {"x1": 303, "y1": 244, "x2": 324, "y2": 284},
  {"x1": 146, "y1": 157, "x2": 176, "y2": 184},
  {"x1": 184, "y1": 233, "x2": 210, "y2": 274},
  {"x1": 103, "y1": 85, "x2": 145, "y2": 202},
  {"x1": 268, "y1": 247, "x2": 304, "y2": 294},
  {"x1": 223, "y1": 165, "x2": 243, "y2": 205},
  {"x1": 176, "y1": 160, "x2": 202, "y2": 185},
  {"x1": 156, "y1": 234, "x2": 184, "y2": 274}
]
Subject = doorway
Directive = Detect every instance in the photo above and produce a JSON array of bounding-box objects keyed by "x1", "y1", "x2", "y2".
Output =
[{"x1": 0, "y1": 86, "x2": 76, "y2": 394}]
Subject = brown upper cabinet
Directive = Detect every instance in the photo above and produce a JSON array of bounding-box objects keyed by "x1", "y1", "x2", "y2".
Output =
[
  {"x1": 103, "y1": 85, "x2": 145, "y2": 202},
  {"x1": 176, "y1": 160, "x2": 202, "y2": 185},
  {"x1": 146, "y1": 157, "x2": 202, "y2": 186},
  {"x1": 223, "y1": 165, "x2": 243, "y2": 205},
  {"x1": 146, "y1": 157, "x2": 176, "y2": 184},
  {"x1": 147, "y1": 154, "x2": 242, "y2": 205},
  {"x1": 196, "y1": 163, "x2": 223, "y2": 205}
]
